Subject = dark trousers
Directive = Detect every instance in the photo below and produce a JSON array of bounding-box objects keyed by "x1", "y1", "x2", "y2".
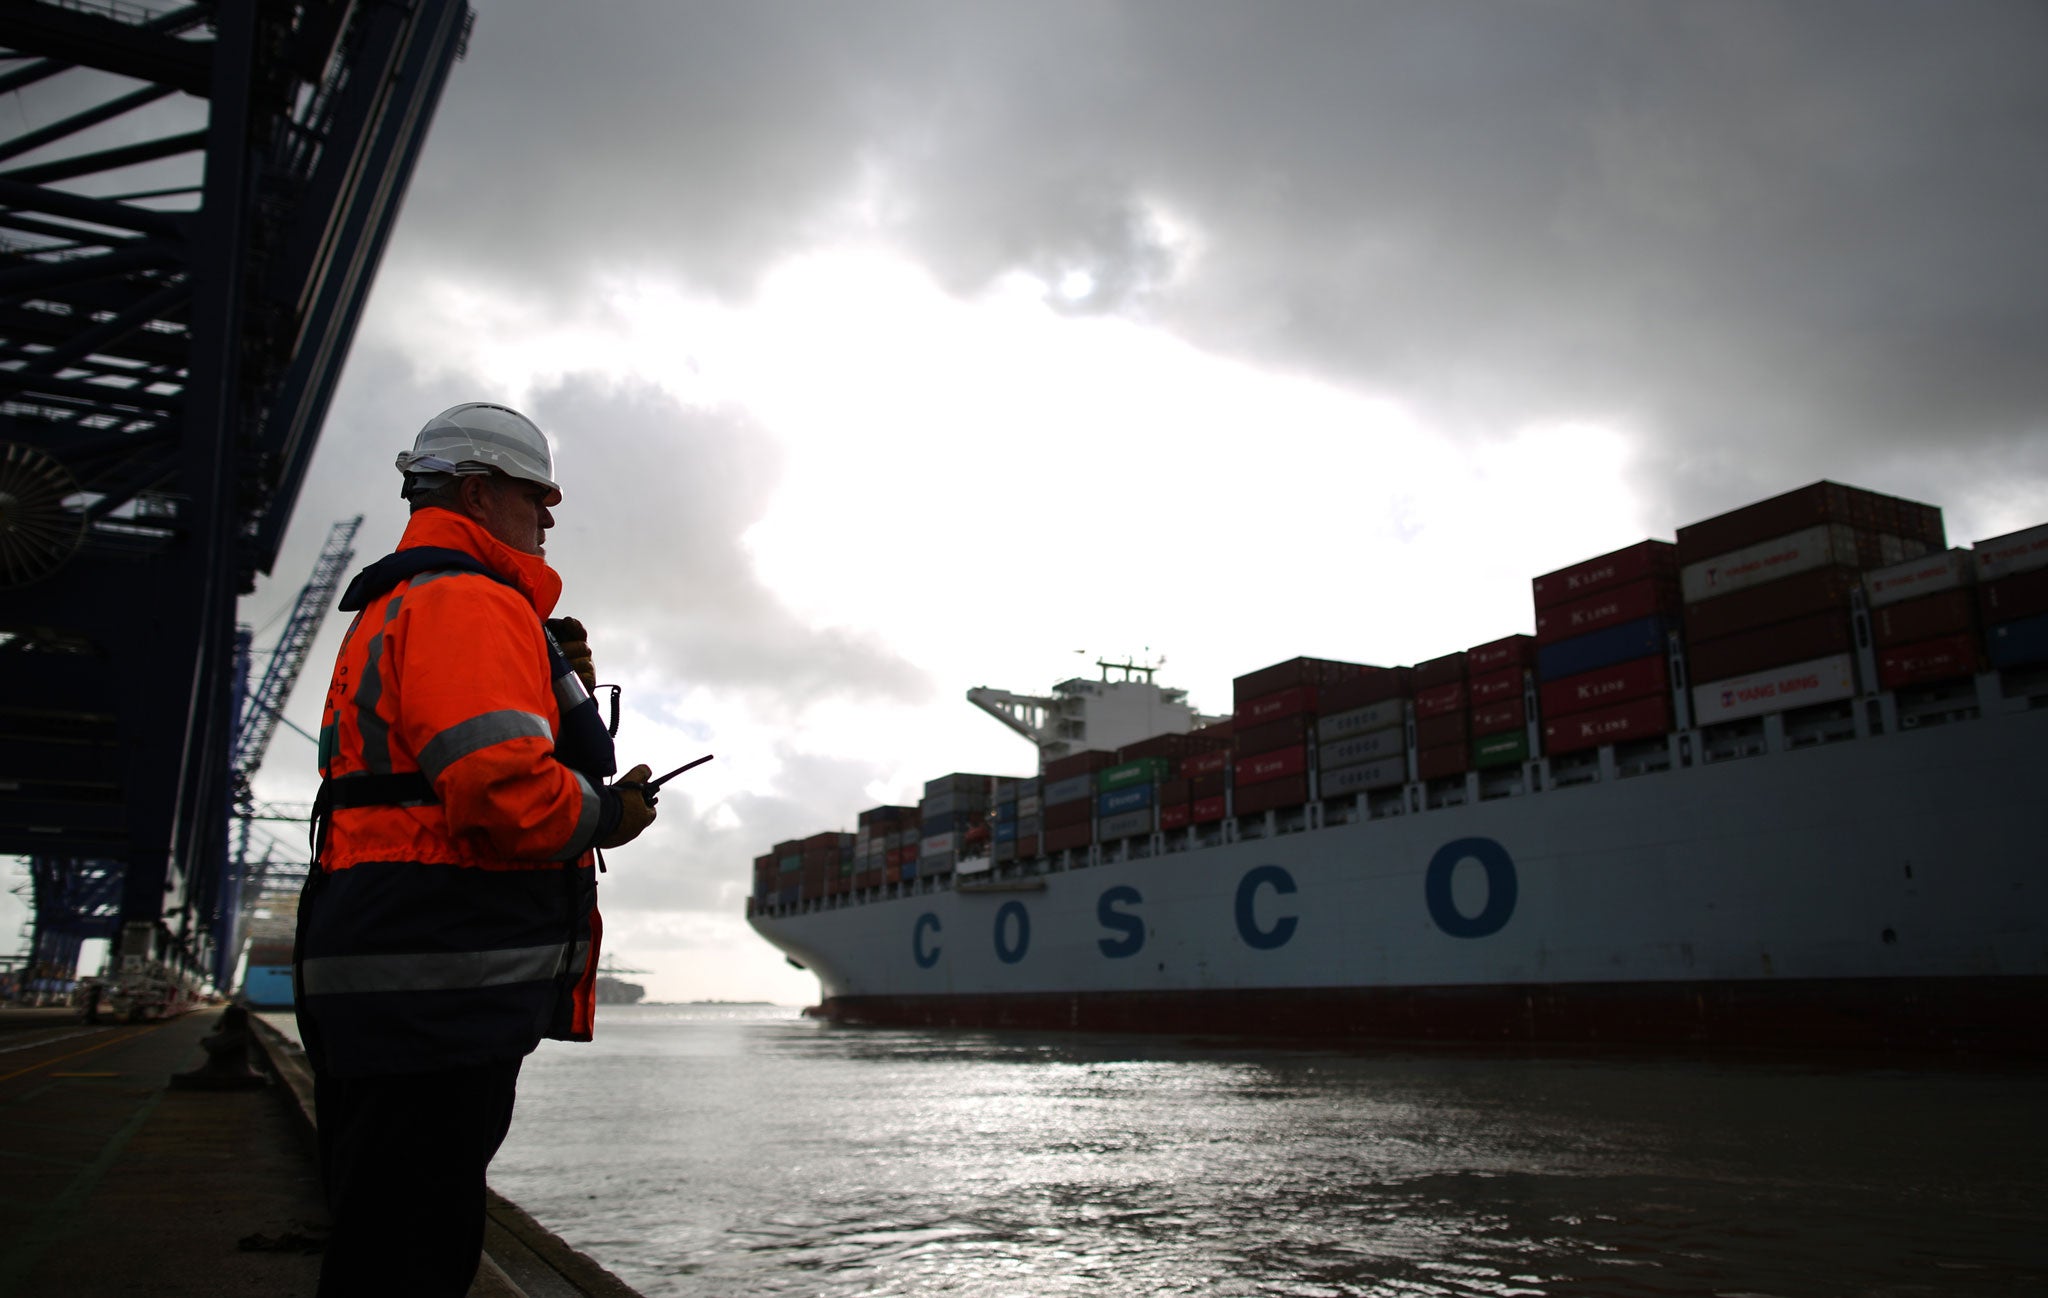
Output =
[{"x1": 314, "y1": 1058, "x2": 523, "y2": 1297}]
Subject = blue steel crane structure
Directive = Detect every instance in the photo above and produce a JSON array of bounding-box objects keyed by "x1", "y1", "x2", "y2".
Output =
[{"x1": 0, "y1": 1, "x2": 473, "y2": 995}]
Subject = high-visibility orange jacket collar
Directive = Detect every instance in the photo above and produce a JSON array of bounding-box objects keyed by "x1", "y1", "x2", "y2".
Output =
[{"x1": 396, "y1": 506, "x2": 563, "y2": 620}]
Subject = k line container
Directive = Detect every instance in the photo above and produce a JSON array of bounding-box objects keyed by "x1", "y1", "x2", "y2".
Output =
[
  {"x1": 1179, "y1": 750, "x2": 1230, "y2": 779},
  {"x1": 1471, "y1": 698, "x2": 1527, "y2": 735},
  {"x1": 1316, "y1": 699, "x2": 1405, "y2": 740},
  {"x1": 1413, "y1": 652, "x2": 1468, "y2": 689},
  {"x1": 1544, "y1": 695, "x2": 1672, "y2": 754},
  {"x1": 1467, "y1": 634, "x2": 1537, "y2": 673},
  {"x1": 1235, "y1": 713, "x2": 1313, "y2": 757},
  {"x1": 1318, "y1": 726, "x2": 1404, "y2": 771},
  {"x1": 1467, "y1": 667, "x2": 1522, "y2": 707},
  {"x1": 1981, "y1": 566, "x2": 2048, "y2": 624},
  {"x1": 1532, "y1": 540, "x2": 1677, "y2": 610},
  {"x1": 1098, "y1": 783, "x2": 1154, "y2": 816},
  {"x1": 1417, "y1": 742, "x2": 1470, "y2": 780},
  {"x1": 1473, "y1": 729, "x2": 1528, "y2": 768},
  {"x1": 1159, "y1": 803, "x2": 1192, "y2": 830},
  {"x1": 1191, "y1": 795, "x2": 1227, "y2": 823},
  {"x1": 1235, "y1": 745, "x2": 1307, "y2": 787},
  {"x1": 1536, "y1": 577, "x2": 1680, "y2": 644},
  {"x1": 1318, "y1": 756, "x2": 1406, "y2": 796},
  {"x1": 1536, "y1": 616, "x2": 1671, "y2": 682},
  {"x1": 1687, "y1": 610, "x2": 1852, "y2": 683},
  {"x1": 1877, "y1": 636, "x2": 1983, "y2": 690},
  {"x1": 1416, "y1": 712, "x2": 1467, "y2": 750},
  {"x1": 1238, "y1": 685, "x2": 1318, "y2": 725},
  {"x1": 1691, "y1": 654, "x2": 1856, "y2": 725},
  {"x1": 1098, "y1": 808, "x2": 1155, "y2": 840},
  {"x1": 1235, "y1": 773, "x2": 1309, "y2": 816},
  {"x1": 1684, "y1": 567, "x2": 1859, "y2": 644},
  {"x1": 1973, "y1": 521, "x2": 2048, "y2": 581},
  {"x1": 1865, "y1": 550, "x2": 1973, "y2": 608},
  {"x1": 1872, "y1": 588, "x2": 1976, "y2": 649},
  {"x1": 1414, "y1": 681, "x2": 1466, "y2": 718}
]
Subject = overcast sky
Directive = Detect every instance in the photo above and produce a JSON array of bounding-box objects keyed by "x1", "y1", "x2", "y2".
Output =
[{"x1": 26, "y1": 1, "x2": 2046, "y2": 1003}]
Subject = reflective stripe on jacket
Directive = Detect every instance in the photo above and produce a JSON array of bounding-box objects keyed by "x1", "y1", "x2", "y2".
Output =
[{"x1": 298, "y1": 508, "x2": 605, "y2": 1077}]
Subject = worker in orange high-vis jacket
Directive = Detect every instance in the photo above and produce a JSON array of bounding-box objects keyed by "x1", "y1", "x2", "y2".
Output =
[{"x1": 296, "y1": 402, "x2": 658, "y2": 1297}]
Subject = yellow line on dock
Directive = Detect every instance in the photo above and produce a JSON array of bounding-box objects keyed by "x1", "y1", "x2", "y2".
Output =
[{"x1": 0, "y1": 1025, "x2": 161, "y2": 1085}]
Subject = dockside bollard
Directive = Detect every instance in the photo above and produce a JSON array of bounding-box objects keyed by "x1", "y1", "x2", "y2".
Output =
[{"x1": 169, "y1": 1004, "x2": 269, "y2": 1090}]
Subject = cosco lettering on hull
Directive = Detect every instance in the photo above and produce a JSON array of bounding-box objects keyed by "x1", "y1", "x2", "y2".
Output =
[{"x1": 911, "y1": 838, "x2": 1519, "y2": 969}]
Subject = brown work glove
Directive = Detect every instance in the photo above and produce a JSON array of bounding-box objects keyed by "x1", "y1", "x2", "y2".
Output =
[
  {"x1": 597, "y1": 763, "x2": 656, "y2": 849},
  {"x1": 547, "y1": 616, "x2": 597, "y2": 692}
]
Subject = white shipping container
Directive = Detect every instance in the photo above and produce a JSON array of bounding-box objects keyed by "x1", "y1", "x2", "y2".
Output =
[
  {"x1": 1680, "y1": 525, "x2": 1859, "y2": 603},
  {"x1": 1974, "y1": 521, "x2": 2048, "y2": 582},
  {"x1": 1317, "y1": 700, "x2": 1405, "y2": 740},
  {"x1": 1015, "y1": 815, "x2": 1042, "y2": 837},
  {"x1": 1043, "y1": 774, "x2": 1094, "y2": 806},
  {"x1": 1692, "y1": 654, "x2": 1856, "y2": 725},
  {"x1": 1098, "y1": 808, "x2": 1154, "y2": 840},
  {"x1": 1018, "y1": 794, "x2": 1042, "y2": 817},
  {"x1": 1319, "y1": 757, "x2": 1407, "y2": 796},
  {"x1": 1863, "y1": 549, "x2": 1972, "y2": 608},
  {"x1": 920, "y1": 832, "x2": 962, "y2": 858},
  {"x1": 957, "y1": 852, "x2": 994, "y2": 875},
  {"x1": 992, "y1": 840, "x2": 1017, "y2": 865},
  {"x1": 1318, "y1": 726, "x2": 1405, "y2": 771}
]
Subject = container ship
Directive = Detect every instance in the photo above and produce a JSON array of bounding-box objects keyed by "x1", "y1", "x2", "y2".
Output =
[{"x1": 748, "y1": 482, "x2": 2048, "y2": 1053}]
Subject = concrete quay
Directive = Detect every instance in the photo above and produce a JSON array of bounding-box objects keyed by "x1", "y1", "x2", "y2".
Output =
[{"x1": 0, "y1": 1006, "x2": 639, "y2": 1297}]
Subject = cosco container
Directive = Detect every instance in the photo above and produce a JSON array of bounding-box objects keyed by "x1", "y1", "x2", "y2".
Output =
[
  {"x1": 1536, "y1": 616, "x2": 1670, "y2": 682},
  {"x1": 1873, "y1": 588, "x2": 1976, "y2": 649},
  {"x1": 1683, "y1": 567, "x2": 1858, "y2": 643},
  {"x1": 1535, "y1": 576, "x2": 1680, "y2": 644},
  {"x1": 1473, "y1": 729, "x2": 1528, "y2": 768},
  {"x1": 1864, "y1": 549, "x2": 1973, "y2": 608},
  {"x1": 1877, "y1": 636, "x2": 1982, "y2": 690},
  {"x1": 1234, "y1": 773, "x2": 1309, "y2": 816},
  {"x1": 1042, "y1": 774, "x2": 1095, "y2": 806},
  {"x1": 1235, "y1": 745, "x2": 1307, "y2": 787},
  {"x1": 1098, "y1": 783, "x2": 1154, "y2": 816},
  {"x1": 1544, "y1": 695, "x2": 1672, "y2": 754},
  {"x1": 1691, "y1": 654, "x2": 1856, "y2": 725},
  {"x1": 1099, "y1": 757, "x2": 1172, "y2": 791},
  {"x1": 1235, "y1": 713, "x2": 1313, "y2": 757},
  {"x1": 1533, "y1": 540, "x2": 1677, "y2": 610},
  {"x1": 1687, "y1": 610, "x2": 1852, "y2": 683},
  {"x1": 1316, "y1": 699, "x2": 1404, "y2": 740},
  {"x1": 1098, "y1": 808, "x2": 1155, "y2": 840},
  {"x1": 1467, "y1": 667, "x2": 1522, "y2": 707},
  {"x1": 1318, "y1": 756, "x2": 1405, "y2": 796},
  {"x1": 1987, "y1": 613, "x2": 2048, "y2": 667},
  {"x1": 1973, "y1": 521, "x2": 2048, "y2": 581},
  {"x1": 1318, "y1": 726, "x2": 1404, "y2": 771},
  {"x1": 1981, "y1": 566, "x2": 2048, "y2": 624}
]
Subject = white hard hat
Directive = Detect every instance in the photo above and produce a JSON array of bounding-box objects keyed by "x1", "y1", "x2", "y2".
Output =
[{"x1": 395, "y1": 402, "x2": 562, "y2": 505}]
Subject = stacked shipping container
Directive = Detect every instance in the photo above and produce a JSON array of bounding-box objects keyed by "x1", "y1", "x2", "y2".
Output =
[
  {"x1": 1232, "y1": 658, "x2": 1369, "y2": 816},
  {"x1": 1466, "y1": 635, "x2": 1535, "y2": 769},
  {"x1": 1532, "y1": 540, "x2": 1680, "y2": 754},
  {"x1": 920, "y1": 774, "x2": 1000, "y2": 876},
  {"x1": 1411, "y1": 652, "x2": 1470, "y2": 780},
  {"x1": 1975, "y1": 523, "x2": 2048, "y2": 671},
  {"x1": 1313, "y1": 670, "x2": 1411, "y2": 800},
  {"x1": 1042, "y1": 749, "x2": 1113, "y2": 856}
]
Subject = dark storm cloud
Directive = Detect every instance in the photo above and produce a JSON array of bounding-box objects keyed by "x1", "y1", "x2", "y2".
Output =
[{"x1": 402, "y1": 0, "x2": 2046, "y2": 530}]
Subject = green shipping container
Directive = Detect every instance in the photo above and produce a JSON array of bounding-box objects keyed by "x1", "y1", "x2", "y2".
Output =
[
  {"x1": 779, "y1": 854, "x2": 802, "y2": 874},
  {"x1": 1099, "y1": 757, "x2": 1172, "y2": 791},
  {"x1": 1473, "y1": 729, "x2": 1528, "y2": 769}
]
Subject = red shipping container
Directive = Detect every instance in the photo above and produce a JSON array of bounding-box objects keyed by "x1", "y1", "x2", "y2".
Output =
[
  {"x1": 1532, "y1": 540, "x2": 1677, "y2": 610},
  {"x1": 1045, "y1": 798, "x2": 1093, "y2": 829},
  {"x1": 1414, "y1": 680, "x2": 1466, "y2": 718},
  {"x1": 1676, "y1": 481, "x2": 1942, "y2": 564},
  {"x1": 1235, "y1": 772, "x2": 1309, "y2": 816},
  {"x1": 1117, "y1": 731, "x2": 1204, "y2": 763},
  {"x1": 884, "y1": 847, "x2": 903, "y2": 868},
  {"x1": 1467, "y1": 666, "x2": 1522, "y2": 706},
  {"x1": 1042, "y1": 822, "x2": 1094, "y2": 853},
  {"x1": 1235, "y1": 745, "x2": 1307, "y2": 787},
  {"x1": 1873, "y1": 588, "x2": 1976, "y2": 649},
  {"x1": 1684, "y1": 567, "x2": 1859, "y2": 643},
  {"x1": 1544, "y1": 695, "x2": 1672, "y2": 754},
  {"x1": 1159, "y1": 803, "x2": 1192, "y2": 830},
  {"x1": 1416, "y1": 711, "x2": 1467, "y2": 749},
  {"x1": 1413, "y1": 651, "x2": 1468, "y2": 689},
  {"x1": 1191, "y1": 795, "x2": 1227, "y2": 823},
  {"x1": 1190, "y1": 770, "x2": 1226, "y2": 800},
  {"x1": 1471, "y1": 698, "x2": 1526, "y2": 735},
  {"x1": 1318, "y1": 668, "x2": 1412, "y2": 712},
  {"x1": 1239, "y1": 685, "x2": 1317, "y2": 725},
  {"x1": 1687, "y1": 610, "x2": 1852, "y2": 682},
  {"x1": 1536, "y1": 576, "x2": 1680, "y2": 645},
  {"x1": 1180, "y1": 750, "x2": 1230, "y2": 778},
  {"x1": 1160, "y1": 777, "x2": 1191, "y2": 805},
  {"x1": 1234, "y1": 657, "x2": 1368, "y2": 705},
  {"x1": 1236, "y1": 713, "x2": 1312, "y2": 756},
  {"x1": 1417, "y1": 741, "x2": 1470, "y2": 780},
  {"x1": 1015, "y1": 834, "x2": 1039, "y2": 857},
  {"x1": 1467, "y1": 634, "x2": 1536, "y2": 673},
  {"x1": 1043, "y1": 749, "x2": 1117, "y2": 782},
  {"x1": 1981, "y1": 565, "x2": 2048, "y2": 624},
  {"x1": 884, "y1": 865, "x2": 901, "y2": 884},
  {"x1": 1878, "y1": 634, "x2": 1983, "y2": 690}
]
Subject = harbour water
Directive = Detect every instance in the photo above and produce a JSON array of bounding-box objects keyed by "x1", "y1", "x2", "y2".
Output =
[{"x1": 484, "y1": 1004, "x2": 2046, "y2": 1297}]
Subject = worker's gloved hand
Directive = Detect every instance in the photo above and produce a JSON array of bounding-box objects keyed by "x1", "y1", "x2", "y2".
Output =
[
  {"x1": 547, "y1": 616, "x2": 597, "y2": 693},
  {"x1": 598, "y1": 763, "x2": 657, "y2": 849}
]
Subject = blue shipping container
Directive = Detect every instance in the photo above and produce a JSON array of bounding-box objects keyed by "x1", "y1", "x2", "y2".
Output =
[
  {"x1": 901, "y1": 860, "x2": 918, "y2": 881},
  {"x1": 1098, "y1": 783, "x2": 1154, "y2": 816},
  {"x1": 996, "y1": 801, "x2": 1018, "y2": 824},
  {"x1": 921, "y1": 810, "x2": 963, "y2": 836},
  {"x1": 994, "y1": 821, "x2": 1018, "y2": 843},
  {"x1": 1988, "y1": 613, "x2": 2048, "y2": 668},
  {"x1": 778, "y1": 884, "x2": 800, "y2": 905},
  {"x1": 1538, "y1": 616, "x2": 1671, "y2": 682}
]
